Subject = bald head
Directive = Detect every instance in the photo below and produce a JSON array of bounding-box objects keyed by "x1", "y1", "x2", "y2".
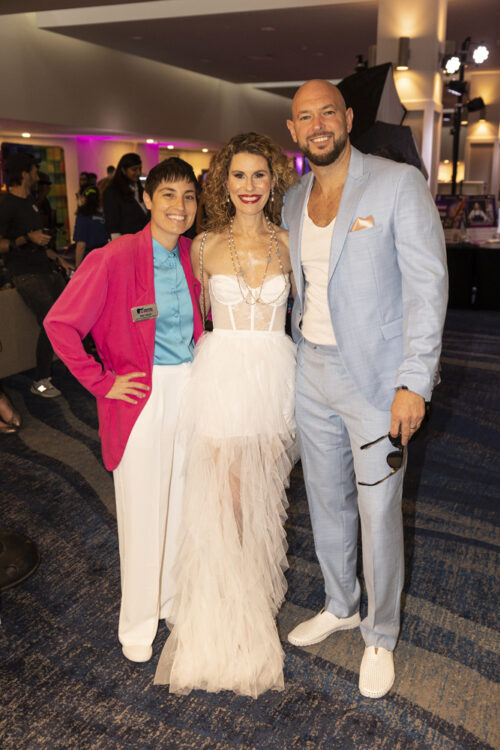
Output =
[
  {"x1": 287, "y1": 79, "x2": 353, "y2": 168},
  {"x1": 291, "y1": 79, "x2": 347, "y2": 119}
]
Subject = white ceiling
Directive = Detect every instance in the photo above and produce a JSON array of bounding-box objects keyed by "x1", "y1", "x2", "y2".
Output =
[{"x1": 5, "y1": 0, "x2": 497, "y2": 89}]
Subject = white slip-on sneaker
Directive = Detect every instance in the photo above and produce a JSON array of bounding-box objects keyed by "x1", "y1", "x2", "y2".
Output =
[
  {"x1": 288, "y1": 608, "x2": 361, "y2": 647},
  {"x1": 359, "y1": 646, "x2": 395, "y2": 698},
  {"x1": 30, "y1": 377, "x2": 62, "y2": 398}
]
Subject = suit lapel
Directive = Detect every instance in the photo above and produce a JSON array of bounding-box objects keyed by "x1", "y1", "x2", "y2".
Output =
[
  {"x1": 328, "y1": 147, "x2": 369, "y2": 281},
  {"x1": 133, "y1": 224, "x2": 156, "y2": 360},
  {"x1": 289, "y1": 173, "x2": 314, "y2": 303}
]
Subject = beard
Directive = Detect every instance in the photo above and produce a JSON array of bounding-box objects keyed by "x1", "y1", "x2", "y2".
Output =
[{"x1": 300, "y1": 129, "x2": 349, "y2": 167}]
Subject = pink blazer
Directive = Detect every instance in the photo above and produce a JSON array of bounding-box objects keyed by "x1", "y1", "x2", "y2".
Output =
[{"x1": 44, "y1": 224, "x2": 204, "y2": 470}]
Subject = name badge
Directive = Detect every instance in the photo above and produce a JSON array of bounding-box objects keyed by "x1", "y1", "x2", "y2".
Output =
[{"x1": 131, "y1": 303, "x2": 158, "y2": 322}]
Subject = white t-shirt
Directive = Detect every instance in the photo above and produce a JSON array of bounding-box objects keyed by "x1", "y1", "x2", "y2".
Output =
[{"x1": 300, "y1": 206, "x2": 337, "y2": 345}]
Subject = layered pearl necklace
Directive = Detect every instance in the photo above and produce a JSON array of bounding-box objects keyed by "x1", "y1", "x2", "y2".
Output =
[{"x1": 228, "y1": 217, "x2": 288, "y2": 305}]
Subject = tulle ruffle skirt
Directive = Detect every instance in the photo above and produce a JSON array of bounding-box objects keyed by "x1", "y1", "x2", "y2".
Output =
[{"x1": 154, "y1": 329, "x2": 297, "y2": 697}]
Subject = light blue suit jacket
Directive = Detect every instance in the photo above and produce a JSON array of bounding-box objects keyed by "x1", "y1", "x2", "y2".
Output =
[{"x1": 282, "y1": 147, "x2": 448, "y2": 409}]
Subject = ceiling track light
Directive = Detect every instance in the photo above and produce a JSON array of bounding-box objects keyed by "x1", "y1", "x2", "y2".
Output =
[{"x1": 354, "y1": 54, "x2": 368, "y2": 73}]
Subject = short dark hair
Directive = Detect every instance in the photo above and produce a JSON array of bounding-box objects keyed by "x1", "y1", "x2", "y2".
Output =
[
  {"x1": 4, "y1": 152, "x2": 37, "y2": 187},
  {"x1": 145, "y1": 157, "x2": 197, "y2": 198}
]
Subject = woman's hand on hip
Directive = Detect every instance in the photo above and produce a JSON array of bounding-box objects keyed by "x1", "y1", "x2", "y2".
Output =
[{"x1": 105, "y1": 372, "x2": 149, "y2": 404}]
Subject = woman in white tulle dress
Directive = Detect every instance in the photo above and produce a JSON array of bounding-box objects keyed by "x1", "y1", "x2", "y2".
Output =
[{"x1": 154, "y1": 132, "x2": 299, "y2": 697}]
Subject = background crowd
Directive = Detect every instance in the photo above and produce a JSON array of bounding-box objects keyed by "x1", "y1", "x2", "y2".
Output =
[{"x1": 0, "y1": 150, "x2": 155, "y2": 404}]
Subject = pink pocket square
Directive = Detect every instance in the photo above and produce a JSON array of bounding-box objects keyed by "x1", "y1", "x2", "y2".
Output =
[{"x1": 351, "y1": 215, "x2": 375, "y2": 232}]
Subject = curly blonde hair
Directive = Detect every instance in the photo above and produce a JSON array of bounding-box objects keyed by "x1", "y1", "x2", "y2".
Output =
[{"x1": 202, "y1": 132, "x2": 298, "y2": 232}]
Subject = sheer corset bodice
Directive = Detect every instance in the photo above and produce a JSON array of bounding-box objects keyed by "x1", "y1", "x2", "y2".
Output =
[{"x1": 209, "y1": 274, "x2": 290, "y2": 332}]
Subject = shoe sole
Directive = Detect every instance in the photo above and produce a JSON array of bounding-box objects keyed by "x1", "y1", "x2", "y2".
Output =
[
  {"x1": 359, "y1": 673, "x2": 395, "y2": 699},
  {"x1": 288, "y1": 614, "x2": 361, "y2": 647}
]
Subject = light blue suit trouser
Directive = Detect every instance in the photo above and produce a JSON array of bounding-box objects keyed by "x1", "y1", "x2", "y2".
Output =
[{"x1": 296, "y1": 339, "x2": 405, "y2": 651}]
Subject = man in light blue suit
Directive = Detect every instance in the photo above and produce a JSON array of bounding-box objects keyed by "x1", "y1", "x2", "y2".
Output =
[{"x1": 283, "y1": 80, "x2": 448, "y2": 698}]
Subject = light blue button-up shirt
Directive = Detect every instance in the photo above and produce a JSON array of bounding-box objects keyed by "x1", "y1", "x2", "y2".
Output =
[{"x1": 152, "y1": 239, "x2": 194, "y2": 365}]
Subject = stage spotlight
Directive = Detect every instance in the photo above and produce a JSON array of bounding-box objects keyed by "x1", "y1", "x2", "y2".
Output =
[
  {"x1": 448, "y1": 80, "x2": 468, "y2": 96},
  {"x1": 444, "y1": 55, "x2": 461, "y2": 75},
  {"x1": 472, "y1": 44, "x2": 489, "y2": 64},
  {"x1": 467, "y1": 97, "x2": 485, "y2": 112}
]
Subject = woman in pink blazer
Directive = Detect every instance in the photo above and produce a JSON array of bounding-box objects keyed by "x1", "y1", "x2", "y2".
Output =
[{"x1": 45, "y1": 158, "x2": 203, "y2": 662}]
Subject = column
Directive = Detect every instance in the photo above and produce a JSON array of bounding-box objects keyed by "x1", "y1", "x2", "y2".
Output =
[{"x1": 376, "y1": 0, "x2": 448, "y2": 194}]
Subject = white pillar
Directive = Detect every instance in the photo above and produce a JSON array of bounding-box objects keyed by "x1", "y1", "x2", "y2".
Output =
[{"x1": 376, "y1": 0, "x2": 448, "y2": 194}]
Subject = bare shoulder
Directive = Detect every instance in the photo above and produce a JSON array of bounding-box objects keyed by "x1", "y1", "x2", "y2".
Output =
[
  {"x1": 192, "y1": 229, "x2": 230, "y2": 274},
  {"x1": 190, "y1": 231, "x2": 211, "y2": 264},
  {"x1": 190, "y1": 231, "x2": 205, "y2": 256},
  {"x1": 203, "y1": 230, "x2": 230, "y2": 271},
  {"x1": 275, "y1": 225, "x2": 290, "y2": 248}
]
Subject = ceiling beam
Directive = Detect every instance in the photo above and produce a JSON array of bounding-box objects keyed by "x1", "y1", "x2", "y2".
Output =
[{"x1": 37, "y1": 0, "x2": 370, "y2": 27}]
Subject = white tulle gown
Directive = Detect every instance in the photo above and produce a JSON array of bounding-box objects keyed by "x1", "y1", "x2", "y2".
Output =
[{"x1": 154, "y1": 273, "x2": 297, "y2": 697}]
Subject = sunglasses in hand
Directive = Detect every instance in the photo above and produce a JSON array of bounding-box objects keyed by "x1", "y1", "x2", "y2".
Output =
[{"x1": 358, "y1": 432, "x2": 404, "y2": 486}]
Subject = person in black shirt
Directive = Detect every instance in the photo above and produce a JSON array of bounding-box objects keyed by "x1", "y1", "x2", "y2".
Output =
[
  {"x1": 36, "y1": 171, "x2": 57, "y2": 245},
  {"x1": 102, "y1": 153, "x2": 149, "y2": 238},
  {"x1": 0, "y1": 152, "x2": 72, "y2": 397}
]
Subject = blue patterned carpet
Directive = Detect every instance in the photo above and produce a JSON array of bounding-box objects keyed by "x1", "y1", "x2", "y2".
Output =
[{"x1": 1, "y1": 309, "x2": 499, "y2": 749}]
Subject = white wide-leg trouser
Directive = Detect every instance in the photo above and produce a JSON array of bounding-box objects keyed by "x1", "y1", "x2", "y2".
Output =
[{"x1": 113, "y1": 362, "x2": 190, "y2": 650}]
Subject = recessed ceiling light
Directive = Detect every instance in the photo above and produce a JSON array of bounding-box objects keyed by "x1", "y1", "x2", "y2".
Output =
[
  {"x1": 202, "y1": 148, "x2": 208, "y2": 153},
  {"x1": 21, "y1": 132, "x2": 31, "y2": 138},
  {"x1": 146, "y1": 138, "x2": 154, "y2": 143},
  {"x1": 132, "y1": 35, "x2": 143, "y2": 41},
  {"x1": 167, "y1": 145, "x2": 174, "y2": 150},
  {"x1": 260, "y1": 26, "x2": 276, "y2": 32},
  {"x1": 246, "y1": 54, "x2": 274, "y2": 61}
]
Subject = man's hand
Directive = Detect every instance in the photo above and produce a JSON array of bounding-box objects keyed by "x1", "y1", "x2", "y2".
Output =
[
  {"x1": 27, "y1": 229, "x2": 52, "y2": 246},
  {"x1": 46, "y1": 247, "x2": 74, "y2": 273},
  {"x1": 59, "y1": 257, "x2": 74, "y2": 273},
  {"x1": 390, "y1": 389, "x2": 426, "y2": 446},
  {"x1": 105, "y1": 372, "x2": 150, "y2": 404}
]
